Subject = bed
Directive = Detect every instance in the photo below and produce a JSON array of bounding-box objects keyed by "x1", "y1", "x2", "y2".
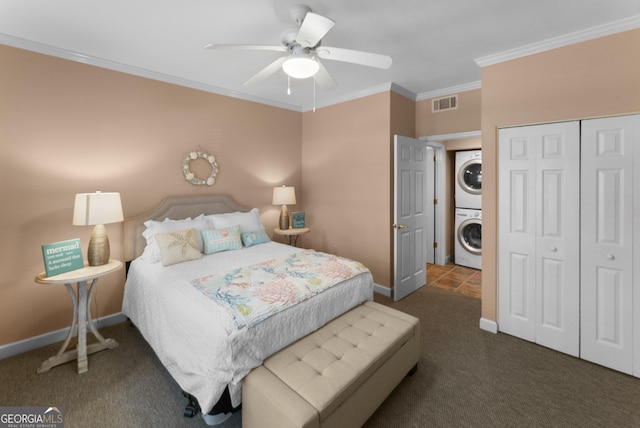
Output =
[{"x1": 121, "y1": 195, "x2": 374, "y2": 425}]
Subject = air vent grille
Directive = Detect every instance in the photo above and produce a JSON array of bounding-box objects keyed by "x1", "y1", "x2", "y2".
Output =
[{"x1": 432, "y1": 95, "x2": 458, "y2": 112}]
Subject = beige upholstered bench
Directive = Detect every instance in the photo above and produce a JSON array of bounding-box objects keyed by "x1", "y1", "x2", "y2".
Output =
[{"x1": 242, "y1": 301, "x2": 420, "y2": 428}]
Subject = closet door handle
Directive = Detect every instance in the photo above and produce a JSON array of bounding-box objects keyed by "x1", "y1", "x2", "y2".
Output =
[
  {"x1": 549, "y1": 246, "x2": 557, "y2": 252},
  {"x1": 393, "y1": 224, "x2": 408, "y2": 230},
  {"x1": 606, "y1": 254, "x2": 615, "y2": 260}
]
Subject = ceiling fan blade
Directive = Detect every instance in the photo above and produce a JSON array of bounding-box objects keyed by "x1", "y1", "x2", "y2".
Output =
[
  {"x1": 244, "y1": 56, "x2": 287, "y2": 87},
  {"x1": 204, "y1": 44, "x2": 287, "y2": 53},
  {"x1": 316, "y1": 46, "x2": 392, "y2": 69},
  {"x1": 295, "y1": 12, "x2": 335, "y2": 48},
  {"x1": 313, "y1": 61, "x2": 337, "y2": 90}
]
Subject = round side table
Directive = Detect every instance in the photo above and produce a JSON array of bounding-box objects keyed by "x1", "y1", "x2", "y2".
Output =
[
  {"x1": 35, "y1": 259, "x2": 122, "y2": 374},
  {"x1": 273, "y1": 227, "x2": 310, "y2": 247}
]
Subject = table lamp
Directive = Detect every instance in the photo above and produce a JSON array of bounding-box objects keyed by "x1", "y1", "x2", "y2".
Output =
[
  {"x1": 272, "y1": 186, "x2": 296, "y2": 230},
  {"x1": 73, "y1": 191, "x2": 124, "y2": 266}
]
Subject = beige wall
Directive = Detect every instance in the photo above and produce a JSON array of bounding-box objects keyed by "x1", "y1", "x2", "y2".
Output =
[
  {"x1": 481, "y1": 29, "x2": 640, "y2": 323},
  {"x1": 302, "y1": 91, "x2": 396, "y2": 287},
  {"x1": 416, "y1": 89, "x2": 481, "y2": 137},
  {"x1": 390, "y1": 91, "x2": 418, "y2": 280},
  {"x1": 0, "y1": 44, "x2": 302, "y2": 345}
]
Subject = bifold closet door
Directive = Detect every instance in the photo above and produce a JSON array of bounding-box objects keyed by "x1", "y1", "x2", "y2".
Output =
[
  {"x1": 498, "y1": 122, "x2": 580, "y2": 356},
  {"x1": 581, "y1": 114, "x2": 640, "y2": 375}
]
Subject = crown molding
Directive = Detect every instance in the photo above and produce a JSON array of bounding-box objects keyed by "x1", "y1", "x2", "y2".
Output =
[
  {"x1": 301, "y1": 82, "x2": 418, "y2": 112},
  {"x1": 416, "y1": 81, "x2": 482, "y2": 101},
  {"x1": 389, "y1": 83, "x2": 418, "y2": 101},
  {"x1": 302, "y1": 82, "x2": 391, "y2": 112},
  {"x1": 2, "y1": 32, "x2": 420, "y2": 113},
  {"x1": 475, "y1": 14, "x2": 640, "y2": 67},
  {"x1": 0, "y1": 33, "x2": 304, "y2": 112}
]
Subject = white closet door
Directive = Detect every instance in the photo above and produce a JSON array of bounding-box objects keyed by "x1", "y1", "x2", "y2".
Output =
[
  {"x1": 535, "y1": 123, "x2": 580, "y2": 356},
  {"x1": 499, "y1": 122, "x2": 580, "y2": 356},
  {"x1": 499, "y1": 128, "x2": 537, "y2": 341},
  {"x1": 581, "y1": 114, "x2": 639, "y2": 374}
]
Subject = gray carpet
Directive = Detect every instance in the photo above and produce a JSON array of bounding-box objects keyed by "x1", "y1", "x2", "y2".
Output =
[{"x1": 2, "y1": 285, "x2": 640, "y2": 427}]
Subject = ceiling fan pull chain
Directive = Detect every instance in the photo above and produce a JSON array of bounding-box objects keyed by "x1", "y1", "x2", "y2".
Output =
[
  {"x1": 287, "y1": 76, "x2": 291, "y2": 95},
  {"x1": 313, "y1": 78, "x2": 316, "y2": 112}
]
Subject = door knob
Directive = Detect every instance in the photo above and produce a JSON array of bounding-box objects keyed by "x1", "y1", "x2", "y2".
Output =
[
  {"x1": 393, "y1": 224, "x2": 408, "y2": 229},
  {"x1": 549, "y1": 246, "x2": 557, "y2": 252},
  {"x1": 606, "y1": 254, "x2": 615, "y2": 260}
]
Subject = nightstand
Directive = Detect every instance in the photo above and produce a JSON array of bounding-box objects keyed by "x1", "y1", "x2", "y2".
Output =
[
  {"x1": 274, "y1": 227, "x2": 310, "y2": 247},
  {"x1": 35, "y1": 259, "x2": 123, "y2": 374}
]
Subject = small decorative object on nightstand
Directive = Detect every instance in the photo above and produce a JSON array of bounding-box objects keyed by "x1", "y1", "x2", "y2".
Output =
[
  {"x1": 274, "y1": 227, "x2": 310, "y2": 247},
  {"x1": 291, "y1": 211, "x2": 305, "y2": 229},
  {"x1": 35, "y1": 259, "x2": 123, "y2": 374}
]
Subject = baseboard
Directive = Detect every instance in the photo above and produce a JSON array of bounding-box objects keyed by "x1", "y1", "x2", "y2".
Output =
[
  {"x1": 373, "y1": 283, "x2": 392, "y2": 297},
  {"x1": 0, "y1": 312, "x2": 128, "y2": 360},
  {"x1": 479, "y1": 317, "x2": 498, "y2": 334}
]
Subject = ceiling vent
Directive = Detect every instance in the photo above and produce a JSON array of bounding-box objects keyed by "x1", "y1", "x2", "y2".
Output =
[{"x1": 432, "y1": 94, "x2": 458, "y2": 113}]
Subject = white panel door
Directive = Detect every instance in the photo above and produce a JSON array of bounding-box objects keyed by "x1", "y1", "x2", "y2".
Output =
[
  {"x1": 535, "y1": 124, "x2": 580, "y2": 356},
  {"x1": 498, "y1": 129, "x2": 537, "y2": 342},
  {"x1": 393, "y1": 135, "x2": 427, "y2": 301},
  {"x1": 498, "y1": 122, "x2": 580, "y2": 356},
  {"x1": 581, "y1": 114, "x2": 639, "y2": 374}
]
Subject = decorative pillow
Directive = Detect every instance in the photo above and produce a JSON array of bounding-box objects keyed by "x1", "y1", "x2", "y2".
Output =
[
  {"x1": 202, "y1": 225, "x2": 242, "y2": 254},
  {"x1": 206, "y1": 208, "x2": 264, "y2": 233},
  {"x1": 154, "y1": 228, "x2": 203, "y2": 266},
  {"x1": 142, "y1": 218, "x2": 210, "y2": 262},
  {"x1": 241, "y1": 229, "x2": 271, "y2": 247}
]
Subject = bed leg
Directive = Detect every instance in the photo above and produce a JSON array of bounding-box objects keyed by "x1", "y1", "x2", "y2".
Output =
[{"x1": 182, "y1": 392, "x2": 200, "y2": 418}]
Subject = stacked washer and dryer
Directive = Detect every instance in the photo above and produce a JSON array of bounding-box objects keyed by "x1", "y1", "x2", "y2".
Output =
[{"x1": 454, "y1": 150, "x2": 482, "y2": 269}]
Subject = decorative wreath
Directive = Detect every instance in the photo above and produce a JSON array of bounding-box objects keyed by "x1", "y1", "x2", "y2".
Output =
[{"x1": 183, "y1": 150, "x2": 219, "y2": 186}]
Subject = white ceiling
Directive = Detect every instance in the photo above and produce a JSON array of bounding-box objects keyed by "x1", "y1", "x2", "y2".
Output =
[{"x1": 1, "y1": 0, "x2": 639, "y2": 111}]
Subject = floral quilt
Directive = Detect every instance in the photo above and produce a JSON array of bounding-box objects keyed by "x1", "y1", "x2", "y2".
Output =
[{"x1": 191, "y1": 250, "x2": 370, "y2": 329}]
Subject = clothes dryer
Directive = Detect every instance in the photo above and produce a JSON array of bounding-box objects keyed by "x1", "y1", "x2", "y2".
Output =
[
  {"x1": 455, "y1": 208, "x2": 482, "y2": 270},
  {"x1": 455, "y1": 150, "x2": 482, "y2": 209}
]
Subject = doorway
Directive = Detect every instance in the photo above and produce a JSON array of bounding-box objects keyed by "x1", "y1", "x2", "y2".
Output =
[
  {"x1": 392, "y1": 131, "x2": 480, "y2": 300},
  {"x1": 423, "y1": 131, "x2": 482, "y2": 265}
]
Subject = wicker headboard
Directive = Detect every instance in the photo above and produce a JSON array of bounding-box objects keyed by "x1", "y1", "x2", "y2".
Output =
[{"x1": 124, "y1": 194, "x2": 249, "y2": 262}]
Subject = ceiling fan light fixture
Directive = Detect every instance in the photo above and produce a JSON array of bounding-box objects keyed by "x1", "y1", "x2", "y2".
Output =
[{"x1": 282, "y1": 54, "x2": 319, "y2": 79}]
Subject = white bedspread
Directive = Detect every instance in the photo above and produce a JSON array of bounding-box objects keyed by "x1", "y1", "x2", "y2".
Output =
[{"x1": 121, "y1": 242, "x2": 374, "y2": 413}]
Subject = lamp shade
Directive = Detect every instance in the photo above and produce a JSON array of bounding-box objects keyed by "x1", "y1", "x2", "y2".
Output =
[
  {"x1": 282, "y1": 55, "x2": 320, "y2": 79},
  {"x1": 73, "y1": 192, "x2": 124, "y2": 226},
  {"x1": 272, "y1": 186, "x2": 296, "y2": 206}
]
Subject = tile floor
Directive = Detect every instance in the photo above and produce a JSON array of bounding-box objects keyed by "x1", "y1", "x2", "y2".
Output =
[{"x1": 427, "y1": 263, "x2": 481, "y2": 299}]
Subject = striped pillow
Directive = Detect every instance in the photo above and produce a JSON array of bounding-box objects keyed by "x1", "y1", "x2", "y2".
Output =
[{"x1": 202, "y1": 225, "x2": 242, "y2": 254}]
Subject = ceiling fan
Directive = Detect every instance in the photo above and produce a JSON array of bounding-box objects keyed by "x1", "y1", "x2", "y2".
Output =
[{"x1": 204, "y1": 4, "x2": 392, "y2": 90}]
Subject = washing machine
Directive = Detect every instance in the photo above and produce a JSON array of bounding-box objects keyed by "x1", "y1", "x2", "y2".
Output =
[
  {"x1": 455, "y1": 150, "x2": 482, "y2": 209},
  {"x1": 455, "y1": 208, "x2": 482, "y2": 269}
]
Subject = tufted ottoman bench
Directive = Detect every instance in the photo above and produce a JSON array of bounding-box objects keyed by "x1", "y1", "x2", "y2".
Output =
[{"x1": 242, "y1": 301, "x2": 420, "y2": 428}]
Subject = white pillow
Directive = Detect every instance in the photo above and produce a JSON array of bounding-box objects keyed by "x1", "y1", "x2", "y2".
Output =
[
  {"x1": 142, "y1": 217, "x2": 210, "y2": 262},
  {"x1": 206, "y1": 208, "x2": 264, "y2": 233}
]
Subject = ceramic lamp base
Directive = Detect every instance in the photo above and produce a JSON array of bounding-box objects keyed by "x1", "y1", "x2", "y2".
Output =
[
  {"x1": 88, "y1": 224, "x2": 110, "y2": 266},
  {"x1": 279, "y1": 205, "x2": 290, "y2": 230}
]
